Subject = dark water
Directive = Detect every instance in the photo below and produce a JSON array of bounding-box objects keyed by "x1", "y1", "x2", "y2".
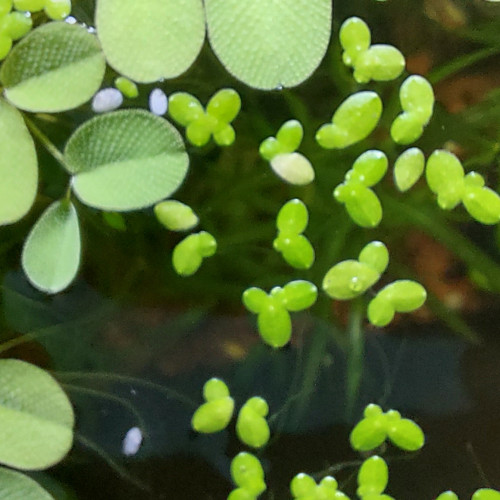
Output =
[{"x1": 3, "y1": 272, "x2": 500, "y2": 499}]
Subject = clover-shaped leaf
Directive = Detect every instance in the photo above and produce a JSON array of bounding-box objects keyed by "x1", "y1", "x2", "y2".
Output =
[
  {"x1": 172, "y1": 231, "x2": 217, "y2": 276},
  {"x1": 242, "y1": 281, "x2": 318, "y2": 348},
  {"x1": 391, "y1": 75, "x2": 434, "y2": 145},
  {"x1": 291, "y1": 473, "x2": 349, "y2": 500},
  {"x1": 169, "y1": 88, "x2": 241, "y2": 147},
  {"x1": 191, "y1": 378, "x2": 234, "y2": 433},
  {"x1": 340, "y1": 17, "x2": 405, "y2": 84},
  {"x1": 316, "y1": 91, "x2": 382, "y2": 149},
  {"x1": 274, "y1": 199, "x2": 315, "y2": 269},
  {"x1": 367, "y1": 280, "x2": 427, "y2": 327},
  {"x1": 322, "y1": 241, "x2": 388, "y2": 300},
  {"x1": 350, "y1": 404, "x2": 425, "y2": 452},
  {"x1": 260, "y1": 120, "x2": 314, "y2": 185},
  {"x1": 236, "y1": 396, "x2": 270, "y2": 449}
]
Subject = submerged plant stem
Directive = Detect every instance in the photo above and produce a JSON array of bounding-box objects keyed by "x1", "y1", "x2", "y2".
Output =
[
  {"x1": 24, "y1": 115, "x2": 68, "y2": 169},
  {"x1": 345, "y1": 298, "x2": 365, "y2": 421}
]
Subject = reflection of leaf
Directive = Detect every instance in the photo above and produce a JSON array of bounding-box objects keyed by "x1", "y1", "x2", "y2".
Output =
[
  {"x1": 96, "y1": 0, "x2": 205, "y2": 83},
  {"x1": 1, "y1": 22, "x2": 105, "y2": 112},
  {"x1": 205, "y1": 0, "x2": 332, "y2": 89},
  {"x1": 22, "y1": 200, "x2": 81, "y2": 294},
  {"x1": 0, "y1": 98, "x2": 38, "y2": 226},
  {"x1": 64, "y1": 110, "x2": 189, "y2": 211},
  {"x1": 0, "y1": 466, "x2": 54, "y2": 499},
  {"x1": 0, "y1": 359, "x2": 74, "y2": 470}
]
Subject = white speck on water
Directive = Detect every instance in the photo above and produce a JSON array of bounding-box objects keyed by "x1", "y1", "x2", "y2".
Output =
[
  {"x1": 130, "y1": 388, "x2": 137, "y2": 396},
  {"x1": 149, "y1": 88, "x2": 168, "y2": 116},
  {"x1": 92, "y1": 88, "x2": 123, "y2": 113},
  {"x1": 122, "y1": 427, "x2": 143, "y2": 456},
  {"x1": 87, "y1": 26, "x2": 96, "y2": 34},
  {"x1": 65, "y1": 16, "x2": 77, "y2": 24}
]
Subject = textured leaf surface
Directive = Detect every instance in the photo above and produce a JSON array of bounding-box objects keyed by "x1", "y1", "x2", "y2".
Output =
[
  {"x1": 0, "y1": 359, "x2": 74, "y2": 470},
  {"x1": 205, "y1": 0, "x2": 331, "y2": 89},
  {"x1": 1, "y1": 22, "x2": 105, "y2": 112},
  {"x1": 0, "y1": 99, "x2": 37, "y2": 225},
  {"x1": 96, "y1": 0, "x2": 205, "y2": 83},
  {"x1": 64, "y1": 110, "x2": 189, "y2": 210},
  {"x1": 0, "y1": 467, "x2": 54, "y2": 500},
  {"x1": 22, "y1": 200, "x2": 81, "y2": 294}
]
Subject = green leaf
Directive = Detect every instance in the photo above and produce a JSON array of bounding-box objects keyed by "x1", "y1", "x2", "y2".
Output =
[
  {"x1": 1, "y1": 22, "x2": 106, "y2": 112},
  {"x1": 387, "y1": 418, "x2": 425, "y2": 451},
  {"x1": 323, "y1": 260, "x2": 380, "y2": 300},
  {"x1": 95, "y1": 0, "x2": 205, "y2": 83},
  {"x1": 472, "y1": 489, "x2": 500, "y2": 500},
  {"x1": 0, "y1": 359, "x2": 74, "y2": 470},
  {"x1": 204, "y1": 0, "x2": 332, "y2": 90},
  {"x1": 0, "y1": 467, "x2": 55, "y2": 499},
  {"x1": 64, "y1": 110, "x2": 189, "y2": 211},
  {"x1": 357, "y1": 456, "x2": 388, "y2": 496},
  {"x1": 0, "y1": 98, "x2": 37, "y2": 225},
  {"x1": 22, "y1": 200, "x2": 81, "y2": 294}
]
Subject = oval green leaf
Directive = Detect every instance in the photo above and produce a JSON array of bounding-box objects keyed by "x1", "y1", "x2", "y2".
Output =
[
  {"x1": 205, "y1": 0, "x2": 332, "y2": 90},
  {"x1": 0, "y1": 467, "x2": 55, "y2": 500},
  {"x1": 0, "y1": 359, "x2": 74, "y2": 470},
  {"x1": 64, "y1": 110, "x2": 189, "y2": 211},
  {"x1": 1, "y1": 22, "x2": 106, "y2": 112},
  {"x1": 0, "y1": 98, "x2": 37, "y2": 225},
  {"x1": 96, "y1": 0, "x2": 205, "y2": 83},
  {"x1": 22, "y1": 200, "x2": 81, "y2": 294}
]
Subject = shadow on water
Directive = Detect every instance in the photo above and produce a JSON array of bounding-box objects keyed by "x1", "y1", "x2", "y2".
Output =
[{"x1": 2, "y1": 272, "x2": 500, "y2": 499}]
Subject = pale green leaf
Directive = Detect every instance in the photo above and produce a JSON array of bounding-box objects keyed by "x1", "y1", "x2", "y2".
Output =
[
  {"x1": 1, "y1": 22, "x2": 106, "y2": 112},
  {"x1": 95, "y1": 0, "x2": 205, "y2": 83},
  {"x1": 0, "y1": 467, "x2": 55, "y2": 500},
  {"x1": 22, "y1": 200, "x2": 81, "y2": 294},
  {"x1": 64, "y1": 110, "x2": 189, "y2": 211},
  {"x1": 0, "y1": 98, "x2": 37, "y2": 225},
  {"x1": 0, "y1": 359, "x2": 74, "y2": 470},
  {"x1": 205, "y1": 0, "x2": 332, "y2": 89}
]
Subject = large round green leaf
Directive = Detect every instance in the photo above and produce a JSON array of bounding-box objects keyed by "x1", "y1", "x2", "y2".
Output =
[
  {"x1": 64, "y1": 110, "x2": 189, "y2": 211},
  {"x1": 0, "y1": 99, "x2": 37, "y2": 225},
  {"x1": 22, "y1": 200, "x2": 81, "y2": 294},
  {"x1": 0, "y1": 359, "x2": 74, "y2": 470},
  {"x1": 95, "y1": 0, "x2": 205, "y2": 83},
  {"x1": 205, "y1": 0, "x2": 332, "y2": 89},
  {"x1": 0, "y1": 22, "x2": 106, "y2": 112},
  {"x1": 0, "y1": 467, "x2": 54, "y2": 500}
]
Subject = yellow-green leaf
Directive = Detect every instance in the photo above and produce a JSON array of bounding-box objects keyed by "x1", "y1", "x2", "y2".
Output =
[
  {"x1": 0, "y1": 467, "x2": 55, "y2": 499},
  {"x1": 22, "y1": 200, "x2": 81, "y2": 294},
  {"x1": 64, "y1": 110, "x2": 189, "y2": 211},
  {"x1": 1, "y1": 22, "x2": 106, "y2": 112},
  {"x1": 205, "y1": 0, "x2": 332, "y2": 89},
  {"x1": 0, "y1": 359, "x2": 74, "y2": 470},
  {"x1": 0, "y1": 98, "x2": 37, "y2": 225},
  {"x1": 95, "y1": 0, "x2": 205, "y2": 83}
]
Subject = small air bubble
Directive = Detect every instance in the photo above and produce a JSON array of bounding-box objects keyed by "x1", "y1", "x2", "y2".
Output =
[
  {"x1": 92, "y1": 88, "x2": 123, "y2": 113},
  {"x1": 122, "y1": 427, "x2": 143, "y2": 456},
  {"x1": 65, "y1": 16, "x2": 77, "y2": 24},
  {"x1": 87, "y1": 26, "x2": 96, "y2": 34},
  {"x1": 275, "y1": 83, "x2": 284, "y2": 91},
  {"x1": 149, "y1": 88, "x2": 168, "y2": 116}
]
